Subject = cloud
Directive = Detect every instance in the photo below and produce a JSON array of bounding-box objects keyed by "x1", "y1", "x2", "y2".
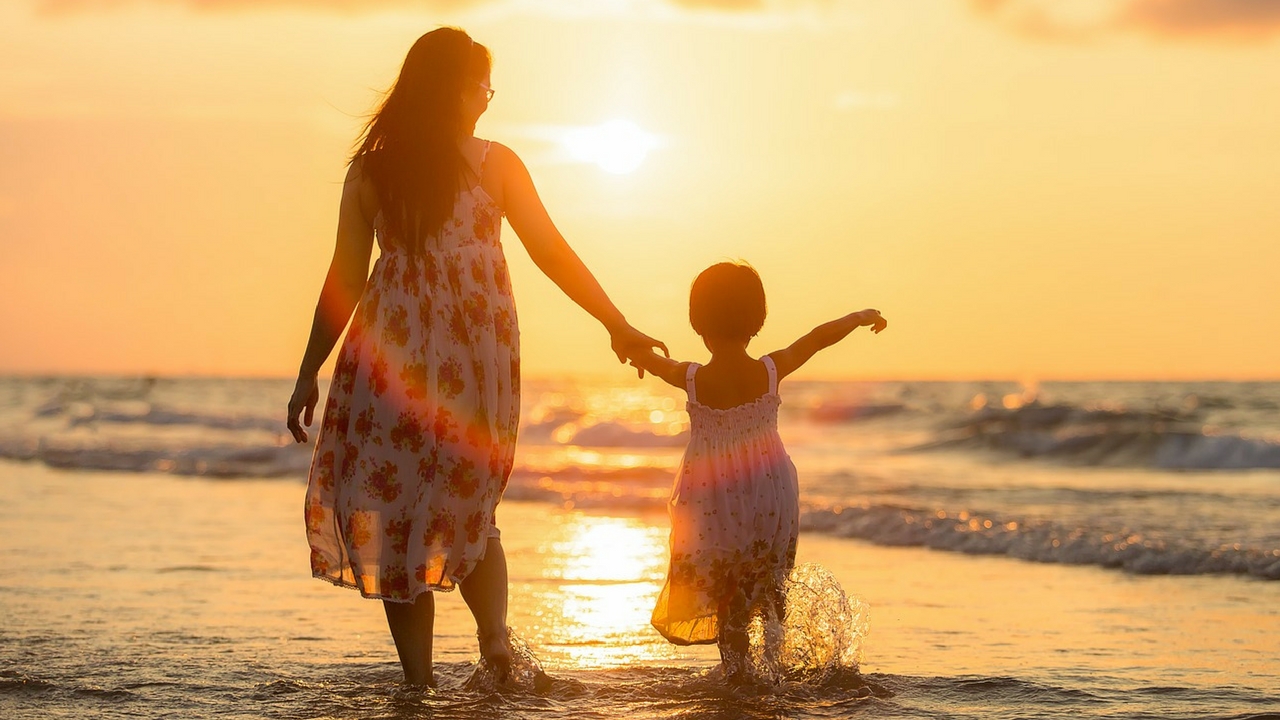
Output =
[
  {"x1": 34, "y1": 0, "x2": 471, "y2": 12},
  {"x1": 33, "y1": 0, "x2": 797, "y2": 14},
  {"x1": 1123, "y1": 0, "x2": 1280, "y2": 38},
  {"x1": 30, "y1": 0, "x2": 848, "y2": 33},
  {"x1": 970, "y1": 0, "x2": 1280, "y2": 41}
]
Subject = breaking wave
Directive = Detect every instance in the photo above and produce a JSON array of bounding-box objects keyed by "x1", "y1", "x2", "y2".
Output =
[
  {"x1": 912, "y1": 403, "x2": 1280, "y2": 470},
  {"x1": 800, "y1": 505, "x2": 1280, "y2": 580}
]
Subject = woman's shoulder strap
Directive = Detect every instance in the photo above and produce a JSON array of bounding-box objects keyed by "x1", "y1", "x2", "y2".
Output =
[
  {"x1": 762, "y1": 355, "x2": 778, "y2": 395},
  {"x1": 477, "y1": 140, "x2": 492, "y2": 181},
  {"x1": 685, "y1": 362, "x2": 700, "y2": 403}
]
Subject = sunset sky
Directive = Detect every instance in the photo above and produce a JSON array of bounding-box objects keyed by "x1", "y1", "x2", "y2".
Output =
[{"x1": 1, "y1": 0, "x2": 1278, "y2": 380}]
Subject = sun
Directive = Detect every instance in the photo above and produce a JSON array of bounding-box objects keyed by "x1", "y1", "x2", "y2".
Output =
[{"x1": 560, "y1": 119, "x2": 662, "y2": 175}]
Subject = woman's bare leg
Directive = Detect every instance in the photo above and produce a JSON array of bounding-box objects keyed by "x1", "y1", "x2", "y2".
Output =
[
  {"x1": 383, "y1": 592, "x2": 435, "y2": 686},
  {"x1": 460, "y1": 537, "x2": 512, "y2": 679}
]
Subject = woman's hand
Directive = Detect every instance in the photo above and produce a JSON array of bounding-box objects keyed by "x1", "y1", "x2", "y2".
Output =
[
  {"x1": 610, "y1": 324, "x2": 669, "y2": 378},
  {"x1": 286, "y1": 374, "x2": 320, "y2": 443}
]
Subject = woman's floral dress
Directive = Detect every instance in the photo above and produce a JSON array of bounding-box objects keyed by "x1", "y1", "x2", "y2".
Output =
[
  {"x1": 651, "y1": 356, "x2": 800, "y2": 644},
  {"x1": 304, "y1": 142, "x2": 519, "y2": 601}
]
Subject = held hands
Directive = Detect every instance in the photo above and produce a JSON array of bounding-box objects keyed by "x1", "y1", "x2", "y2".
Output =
[
  {"x1": 286, "y1": 374, "x2": 320, "y2": 444},
  {"x1": 610, "y1": 323, "x2": 669, "y2": 378},
  {"x1": 853, "y1": 309, "x2": 888, "y2": 334}
]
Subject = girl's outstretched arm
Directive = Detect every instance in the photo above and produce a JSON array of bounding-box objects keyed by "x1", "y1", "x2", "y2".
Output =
[
  {"x1": 493, "y1": 142, "x2": 666, "y2": 366},
  {"x1": 768, "y1": 309, "x2": 886, "y2": 381},
  {"x1": 628, "y1": 350, "x2": 690, "y2": 390}
]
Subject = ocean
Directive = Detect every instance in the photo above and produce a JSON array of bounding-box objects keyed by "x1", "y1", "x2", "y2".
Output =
[{"x1": 1, "y1": 375, "x2": 1277, "y2": 719}]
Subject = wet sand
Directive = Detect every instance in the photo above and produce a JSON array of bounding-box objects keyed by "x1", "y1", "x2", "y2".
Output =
[{"x1": 2, "y1": 464, "x2": 1277, "y2": 716}]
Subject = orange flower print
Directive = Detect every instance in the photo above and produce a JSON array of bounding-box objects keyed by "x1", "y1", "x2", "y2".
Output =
[
  {"x1": 390, "y1": 411, "x2": 425, "y2": 453},
  {"x1": 361, "y1": 291, "x2": 381, "y2": 326},
  {"x1": 446, "y1": 255, "x2": 463, "y2": 292},
  {"x1": 344, "y1": 510, "x2": 373, "y2": 549},
  {"x1": 464, "y1": 511, "x2": 487, "y2": 544},
  {"x1": 433, "y1": 407, "x2": 459, "y2": 444},
  {"x1": 447, "y1": 457, "x2": 480, "y2": 499},
  {"x1": 354, "y1": 408, "x2": 381, "y2": 440},
  {"x1": 333, "y1": 353, "x2": 357, "y2": 395},
  {"x1": 317, "y1": 452, "x2": 335, "y2": 490},
  {"x1": 385, "y1": 517, "x2": 412, "y2": 555},
  {"x1": 448, "y1": 306, "x2": 469, "y2": 346},
  {"x1": 339, "y1": 442, "x2": 359, "y2": 481},
  {"x1": 401, "y1": 257, "x2": 418, "y2": 290},
  {"x1": 400, "y1": 363, "x2": 429, "y2": 401},
  {"x1": 383, "y1": 305, "x2": 410, "y2": 347},
  {"x1": 418, "y1": 451, "x2": 439, "y2": 482},
  {"x1": 494, "y1": 307, "x2": 514, "y2": 346},
  {"x1": 424, "y1": 512, "x2": 456, "y2": 547},
  {"x1": 305, "y1": 499, "x2": 327, "y2": 533},
  {"x1": 363, "y1": 460, "x2": 402, "y2": 503},
  {"x1": 487, "y1": 445, "x2": 504, "y2": 479},
  {"x1": 310, "y1": 546, "x2": 330, "y2": 575},
  {"x1": 464, "y1": 292, "x2": 489, "y2": 329},
  {"x1": 471, "y1": 362, "x2": 487, "y2": 400},
  {"x1": 418, "y1": 296, "x2": 434, "y2": 325},
  {"x1": 473, "y1": 202, "x2": 493, "y2": 238},
  {"x1": 368, "y1": 353, "x2": 389, "y2": 396},
  {"x1": 438, "y1": 358, "x2": 465, "y2": 399},
  {"x1": 493, "y1": 262, "x2": 511, "y2": 294},
  {"x1": 380, "y1": 565, "x2": 409, "y2": 598},
  {"x1": 424, "y1": 253, "x2": 440, "y2": 289},
  {"x1": 470, "y1": 256, "x2": 487, "y2": 285}
]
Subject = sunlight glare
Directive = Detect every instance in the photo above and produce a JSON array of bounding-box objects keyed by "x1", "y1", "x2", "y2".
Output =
[
  {"x1": 560, "y1": 119, "x2": 661, "y2": 174},
  {"x1": 533, "y1": 515, "x2": 672, "y2": 667}
]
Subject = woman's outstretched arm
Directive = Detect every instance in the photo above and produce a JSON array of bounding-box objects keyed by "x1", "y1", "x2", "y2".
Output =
[
  {"x1": 492, "y1": 142, "x2": 667, "y2": 365},
  {"x1": 768, "y1": 309, "x2": 887, "y2": 382},
  {"x1": 287, "y1": 160, "x2": 378, "y2": 443}
]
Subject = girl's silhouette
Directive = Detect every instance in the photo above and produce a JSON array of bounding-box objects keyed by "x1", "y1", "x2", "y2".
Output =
[{"x1": 629, "y1": 262, "x2": 885, "y2": 677}]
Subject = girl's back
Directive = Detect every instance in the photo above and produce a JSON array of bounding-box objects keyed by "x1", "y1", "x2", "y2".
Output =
[{"x1": 651, "y1": 355, "x2": 800, "y2": 646}]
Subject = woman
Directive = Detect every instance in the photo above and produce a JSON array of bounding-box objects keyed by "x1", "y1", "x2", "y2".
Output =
[{"x1": 285, "y1": 27, "x2": 664, "y2": 686}]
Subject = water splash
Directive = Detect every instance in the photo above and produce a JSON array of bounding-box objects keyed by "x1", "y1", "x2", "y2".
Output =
[
  {"x1": 464, "y1": 629, "x2": 553, "y2": 693},
  {"x1": 741, "y1": 563, "x2": 871, "y2": 685},
  {"x1": 781, "y1": 563, "x2": 869, "y2": 674}
]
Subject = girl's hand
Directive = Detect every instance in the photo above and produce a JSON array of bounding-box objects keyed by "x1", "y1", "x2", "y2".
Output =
[
  {"x1": 286, "y1": 374, "x2": 320, "y2": 443},
  {"x1": 855, "y1": 309, "x2": 888, "y2": 334},
  {"x1": 610, "y1": 324, "x2": 669, "y2": 378}
]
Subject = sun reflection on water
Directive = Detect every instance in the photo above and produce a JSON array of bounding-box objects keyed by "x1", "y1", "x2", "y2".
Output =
[{"x1": 530, "y1": 514, "x2": 678, "y2": 668}]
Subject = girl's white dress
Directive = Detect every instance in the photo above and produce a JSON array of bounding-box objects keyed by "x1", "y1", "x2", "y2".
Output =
[{"x1": 651, "y1": 355, "x2": 800, "y2": 645}]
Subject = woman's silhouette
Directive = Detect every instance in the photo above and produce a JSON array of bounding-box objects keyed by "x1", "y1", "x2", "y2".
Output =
[{"x1": 286, "y1": 27, "x2": 664, "y2": 685}]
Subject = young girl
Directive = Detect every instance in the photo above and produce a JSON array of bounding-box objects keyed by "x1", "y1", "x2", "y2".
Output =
[{"x1": 629, "y1": 262, "x2": 886, "y2": 677}]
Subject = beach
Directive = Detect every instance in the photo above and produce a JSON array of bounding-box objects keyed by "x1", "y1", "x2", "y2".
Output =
[
  {"x1": 1, "y1": 376, "x2": 1278, "y2": 719},
  {"x1": 3, "y1": 466, "x2": 1278, "y2": 718}
]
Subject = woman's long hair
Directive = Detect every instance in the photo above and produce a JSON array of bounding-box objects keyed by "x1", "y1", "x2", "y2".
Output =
[{"x1": 351, "y1": 27, "x2": 491, "y2": 251}]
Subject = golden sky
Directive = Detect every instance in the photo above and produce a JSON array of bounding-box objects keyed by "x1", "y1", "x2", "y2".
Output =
[{"x1": 1, "y1": 0, "x2": 1278, "y2": 380}]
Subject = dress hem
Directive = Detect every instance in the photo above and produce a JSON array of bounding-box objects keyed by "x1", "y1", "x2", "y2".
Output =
[{"x1": 311, "y1": 571, "x2": 460, "y2": 602}]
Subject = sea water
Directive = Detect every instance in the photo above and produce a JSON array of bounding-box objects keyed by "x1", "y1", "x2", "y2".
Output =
[{"x1": 1, "y1": 376, "x2": 1277, "y2": 719}]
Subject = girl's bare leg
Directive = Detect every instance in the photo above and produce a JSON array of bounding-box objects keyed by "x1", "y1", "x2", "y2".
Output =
[
  {"x1": 717, "y1": 586, "x2": 751, "y2": 679},
  {"x1": 383, "y1": 592, "x2": 436, "y2": 686},
  {"x1": 460, "y1": 536, "x2": 512, "y2": 679}
]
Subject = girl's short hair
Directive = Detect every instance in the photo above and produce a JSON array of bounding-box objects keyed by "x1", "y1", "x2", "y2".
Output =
[{"x1": 689, "y1": 262, "x2": 767, "y2": 341}]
